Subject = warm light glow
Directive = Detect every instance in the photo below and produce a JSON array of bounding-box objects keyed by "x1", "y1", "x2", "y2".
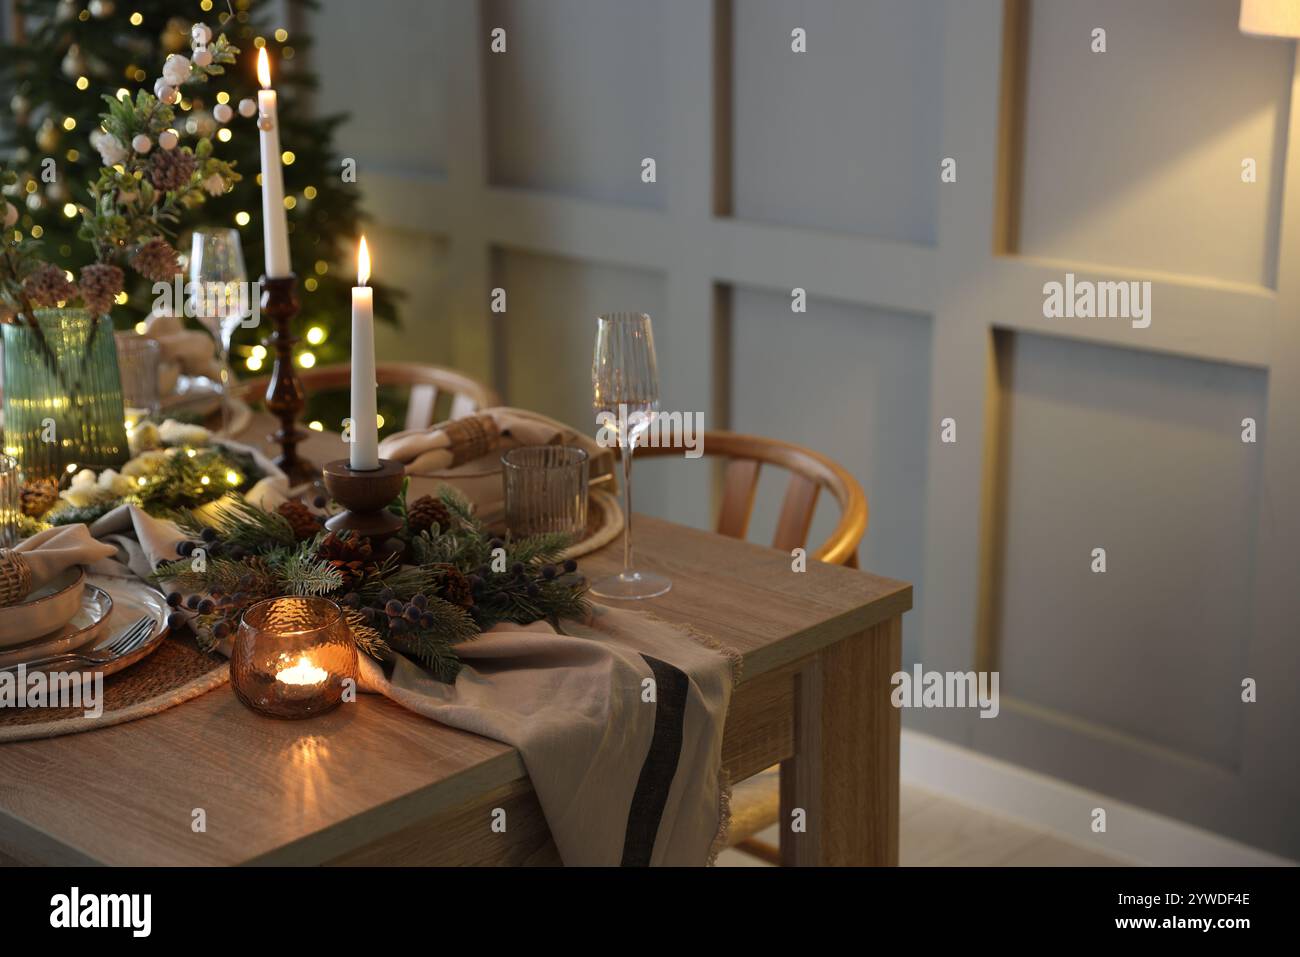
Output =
[
  {"x1": 217, "y1": 128, "x2": 232, "y2": 142},
  {"x1": 246, "y1": 355, "x2": 263, "y2": 372},
  {"x1": 129, "y1": 12, "x2": 143, "y2": 26},
  {"x1": 200, "y1": 475, "x2": 210, "y2": 486},
  {"x1": 1241, "y1": 0, "x2": 1300, "y2": 37},
  {"x1": 251, "y1": 345, "x2": 267, "y2": 359},
  {"x1": 226, "y1": 470, "x2": 241, "y2": 485},
  {"x1": 299, "y1": 351, "x2": 316, "y2": 369},
  {"x1": 76, "y1": 76, "x2": 89, "y2": 90},
  {"x1": 281, "y1": 150, "x2": 295, "y2": 165},
  {"x1": 65, "y1": 463, "x2": 78, "y2": 474},
  {"x1": 62, "y1": 204, "x2": 77, "y2": 218},
  {"x1": 257, "y1": 47, "x2": 272, "y2": 89},
  {"x1": 277, "y1": 656, "x2": 328, "y2": 687},
  {"x1": 117, "y1": 292, "x2": 130, "y2": 305},
  {"x1": 306, "y1": 326, "x2": 325, "y2": 345},
  {"x1": 133, "y1": 320, "x2": 147, "y2": 334},
  {"x1": 376, "y1": 414, "x2": 385, "y2": 428},
  {"x1": 309, "y1": 420, "x2": 324, "y2": 431},
  {"x1": 62, "y1": 116, "x2": 76, "y2": 130},
  {"x1": 357, "y1": 236, "x2": 370, "y2": 286},
  {"x1": 235, "y1": 211, "x2": 250, "y2": 226}
]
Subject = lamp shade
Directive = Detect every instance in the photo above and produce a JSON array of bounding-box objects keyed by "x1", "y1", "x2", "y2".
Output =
[{"x1": 1241, "y1": 0, "x2": 1300, "y2": 38}]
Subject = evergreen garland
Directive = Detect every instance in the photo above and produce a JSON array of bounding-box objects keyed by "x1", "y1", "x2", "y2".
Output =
[{"x1": 152, "y1": 485, "x2": 591, "y2": 683}]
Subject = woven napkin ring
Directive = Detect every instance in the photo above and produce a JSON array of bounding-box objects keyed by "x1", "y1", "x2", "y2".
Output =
[
  {"x1": 0, "y1": 549, "x2": 33, "y2": 608},
  {"x1": 441, "y1": 415, "x2": 502, "y2": 466}
]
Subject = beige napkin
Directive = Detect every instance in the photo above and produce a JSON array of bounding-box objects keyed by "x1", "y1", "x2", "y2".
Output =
[
  {"x1": 378, "y1": 407, "x2": 613, "y2": 517},
  {"x1": 379, "y1": 407, "x2": 607, "y2": 471},
  {"x1": 358, "y1": 604, "x2": 738, "y2": 866},
  {"x1": 143, "y1": 313, "x2": 222, "y2": 391},
  {"x1": 12, "y1": 524, "x2": 117, "y2": 590}
]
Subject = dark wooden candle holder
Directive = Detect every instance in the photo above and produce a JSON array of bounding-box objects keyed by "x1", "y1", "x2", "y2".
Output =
[
  {"x1": 260, "y1": 274, "x2": 317, "y2": 486},
  {"x1": 322, "y1": 458, "x2": 406, "y2": 559}
]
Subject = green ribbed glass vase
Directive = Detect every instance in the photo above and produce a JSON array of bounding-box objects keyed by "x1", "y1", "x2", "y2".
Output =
[{"x1": 2, "y1": 309, "x2": 130, "y2": 481}]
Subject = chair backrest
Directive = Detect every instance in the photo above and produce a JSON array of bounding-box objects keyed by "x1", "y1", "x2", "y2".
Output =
[
  {"x1": 238, "y1": 361, "x2": 500, "y2": 430},
  {"x1": 635, "y1": 430, "x2": 867, "y2": 567}
]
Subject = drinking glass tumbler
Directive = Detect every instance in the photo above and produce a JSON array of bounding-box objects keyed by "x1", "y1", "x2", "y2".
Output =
[{"x1": 501, "y1": 445, "x2": 589, "y2": 541}]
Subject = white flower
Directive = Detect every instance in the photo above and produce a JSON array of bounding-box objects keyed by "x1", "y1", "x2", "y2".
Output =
[
  {"x1": 202, "y1": 173, "x2": 226, "y2": 197},
  {"x1": 2, "y1": 201, "x2": 16, "y2": 229},
  {"x1": 60, "y1": 485, "x2": 115, "y2": 509},
  {"x1": 70, "y1": 468, "x2": 97, "y2": 490},
  {"x1": 122, "y1": 450, "x2": 169, "y2": 478},
  {"x1": 193, "y1": 48, "x2": 213, "y2": 69},
  {"x1": 159, "y1": 419, "x2": 211, "y2": 447},
  {"x1": 90, "y1": 130, "x2": 127, "y2": 166},
  {"x1": 191, "y1": 23, "x2": 213, "y2": 47},
  {"x1": 162, "y1": 54, "x2": 191, "y2": 87},
  {"x1": 96, "y1": 469, "x2": 134, "y2": 497},
  {"x1": 127, "y1": 420, "x2": 163, "y2": 456}
]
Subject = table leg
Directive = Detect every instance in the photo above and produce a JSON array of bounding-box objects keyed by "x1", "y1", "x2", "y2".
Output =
[{"x1": 779, "y1": 615, "x2": 901, "y2": 866}]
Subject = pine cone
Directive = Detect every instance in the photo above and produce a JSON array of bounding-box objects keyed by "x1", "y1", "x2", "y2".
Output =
[
  {"x1": 277, "y1": 499, "x2": 322, "y2": 541},
  {"x1": 78, "y1": 263, "x2": 124, "y2": 317},
  {"x1": 20, "y1": 478, "x2": 59, "y2": 518},
  {"x1": 22, "y1": 263, "x2": 76, "y2": 309},
  {"x1": 407, "y1": 494, "x2": 451, "y2": 534},
  {"x1": 149, "y1": 147, "x2": 198, "y2": 192},
  {"x1": 315, "y1": 531, "x2": 374, "y2": 588},
  {"x1": 437, "y1": 567, "x2": 474, "y2": 608},
  {"x1": 131, "y1": 238, "x2": 181, "y2": 283}
]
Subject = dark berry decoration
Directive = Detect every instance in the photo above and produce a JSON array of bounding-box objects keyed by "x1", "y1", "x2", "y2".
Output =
[
  {"x1": 378, "y1": 587, "x2": 396, "y2": 603},
  {"x1": 420, "y1": 613, "x2": 435, "y2": 629},
  {"x1": 213, "y1": 621, "x2": 231, "y2": 640},
  {"x1": 489, "y1": 538, "x2": 504, "y2": 550},
  {"x1": 184, "y1": 594, "x2": 200, "y2": 610},
  {"x1": 404, "y1": 605, "x2": 421, "y2": 623},
  {"x1": 166, "y1": 591, "x2": 182, "y2": 607},
  {"x1": 563, "y1": 559, "x2": 578, "y2": 574},
  {"x1": 526, "y1": 582, "x2": 540, "y2": 597},
  {"x1": 201, "y1": 527, "x2": 218, "y2": 543},
  {"x1": 197, "y1": 598, "x2": 215, "y2": 615},
  {"x1": 384, "y1": 599, "x2": 403, "y2": 617},
  {"x1": 511, "y1": 562, "x2": 525, "y2": 576},
  {"x1": 313, "y1": 495, "x2": 327, "y2": 508},
  {"x1": 541, "y1": 565, "x2": 556, "y2": 580},
  {"x1": 411, "y1": 593, "x2": 428, "y2": 610},
  {"x1": 166, "y1": 611, "x2": 186, "y2": 631}
]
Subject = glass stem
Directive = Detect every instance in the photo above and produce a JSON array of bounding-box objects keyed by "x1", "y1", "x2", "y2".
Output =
[{"x1": 621, "y1": 438, "x2": 635, "y2": 572}]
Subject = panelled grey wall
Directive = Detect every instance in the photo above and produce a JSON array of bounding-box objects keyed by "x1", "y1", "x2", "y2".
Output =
[{"x1": 314, "y1": 0, "x2": 1300, "y2": 856}]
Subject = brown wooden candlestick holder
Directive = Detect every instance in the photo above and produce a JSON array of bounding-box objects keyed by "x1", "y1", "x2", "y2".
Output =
[
  {"x1": 322, "y1": 458, "x2": 406, "y2": 559},
  {"x1": 260, "y1": 274, "x2": 317, "y2": 486}
]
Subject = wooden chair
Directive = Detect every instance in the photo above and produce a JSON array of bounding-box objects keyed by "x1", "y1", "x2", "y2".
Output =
[
  {"x1": 634, "y1": 430, "x2": 868, "y2": 862},
  {"x1": 238, "y1": 361, "x2": 500, "y2": 431}
]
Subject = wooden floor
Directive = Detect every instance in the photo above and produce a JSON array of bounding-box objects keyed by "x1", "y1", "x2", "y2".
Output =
[{"x1": 716, "y1": 783, "x2": 1129, "y2": 867}]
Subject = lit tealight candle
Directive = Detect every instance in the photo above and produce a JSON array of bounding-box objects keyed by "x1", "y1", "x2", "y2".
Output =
[{"x1": 276, "y1": 655, "x2": 328, "y2": 699}]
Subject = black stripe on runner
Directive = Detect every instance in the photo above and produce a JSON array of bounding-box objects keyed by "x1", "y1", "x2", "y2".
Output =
[{"x1": 621, "y1": 654, "x2": 690, "y2": 866}]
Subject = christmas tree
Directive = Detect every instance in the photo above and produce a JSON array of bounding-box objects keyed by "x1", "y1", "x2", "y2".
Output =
[{"x1": 0, "y1": 0, "x2": 397, "y2": 388}]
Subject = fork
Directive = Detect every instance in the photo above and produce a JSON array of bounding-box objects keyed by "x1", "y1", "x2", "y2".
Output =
[{"x1": 3, "y1": 617, "x2": 156, "y2": 673}]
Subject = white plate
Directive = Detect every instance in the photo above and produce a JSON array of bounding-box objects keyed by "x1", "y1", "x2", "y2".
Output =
[
  {"x1": 0, "y1": 585, "x2": 113, "y2": 668},
  {"x1": 74, "y1": 576, "x2": 171, "y2": 678}
]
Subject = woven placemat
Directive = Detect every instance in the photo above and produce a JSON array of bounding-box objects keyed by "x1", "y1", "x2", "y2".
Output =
[{"x1": 0, "y1": 634, "x2": 227, "y2": 743}]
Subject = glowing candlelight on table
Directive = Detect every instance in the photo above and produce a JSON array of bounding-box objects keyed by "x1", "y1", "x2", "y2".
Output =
[
  {"x1": 276, "y1": 655, "x2": 328, "y2": 699},
  {"x1": 349, "y1": 236, "x2": 379, "y2": 471},
  {"x1": 256, "y1": 48, "x2": 292, "y2": 278}
]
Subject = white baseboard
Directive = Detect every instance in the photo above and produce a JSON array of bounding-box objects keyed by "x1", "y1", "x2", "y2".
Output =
[{"x1": 900, "y1": 729, "x2": 1295, "y2": 867}]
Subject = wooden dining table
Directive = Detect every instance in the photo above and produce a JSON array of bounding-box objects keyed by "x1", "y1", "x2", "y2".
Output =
[{"x1": 0, "y1": 417, "x2": 911, "y2": 866}]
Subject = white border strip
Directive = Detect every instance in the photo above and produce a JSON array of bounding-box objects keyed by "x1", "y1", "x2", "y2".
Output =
[{"x1": 901, "y1": 730, "x2": 1295, "y2": 867}]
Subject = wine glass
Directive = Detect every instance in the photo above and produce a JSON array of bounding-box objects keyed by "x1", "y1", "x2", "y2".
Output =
[
  {"x1": 189, "y1": 228, "x2": 250, "y2": 433},
  {"x1": 591, "y1": 312, "x2": 671, "y2": 600}
]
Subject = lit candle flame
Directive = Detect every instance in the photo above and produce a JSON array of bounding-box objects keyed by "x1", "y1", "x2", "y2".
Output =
[
  {"x1": 276, "y1": 656, "x2": 328, "y2": 687},
  {"x1": 357, "y1": 235, "x2": 370, "y2": 287},
  {"x1": 257, "y1": 47, "x2": 272, "y2": 89}
]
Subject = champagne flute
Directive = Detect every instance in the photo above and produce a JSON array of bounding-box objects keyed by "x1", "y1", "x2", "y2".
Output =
[
  {"x1": 591, "y1": 312, "x2": 671, "y2": 600},
  {"x1": 189, "y1": 228, "x2": 249, "y2": 433}
]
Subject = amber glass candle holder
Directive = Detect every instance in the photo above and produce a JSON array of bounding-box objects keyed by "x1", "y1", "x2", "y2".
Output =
[{"x1": 231, "y1": 597, "x2": 357, "y2": 719}]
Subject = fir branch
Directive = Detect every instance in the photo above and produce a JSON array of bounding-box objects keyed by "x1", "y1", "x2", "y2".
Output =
[
  {"x1": 506, "y1": 531, "x2": 572, "y2": 566},
  {"x1": 168, "y1": 495, "x2": 296, "y2": 551},
  {"x1": 274, "y1": 550, "x2": 344, "y2": 596},
  {"x1": 345, "y1": 609, "x2": 390, "y2": 661}
]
